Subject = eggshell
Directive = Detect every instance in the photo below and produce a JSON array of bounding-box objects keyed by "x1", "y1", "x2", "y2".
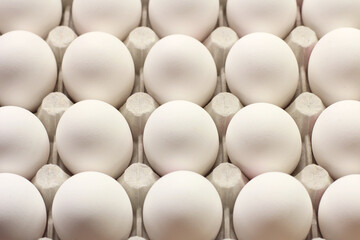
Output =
[
  {"x1": 52, "y1": 171, "x2": 133, "y2": 240},
  {"x1": 0, "y1": 0, "x2": 62, "y2": 38},
  {"x1": 72, "y1": 0, "x2": 141, "y2": 40},
  {"x1": 144, "y1": 34, "x2": 217, "y2": 106},
  {"x1": 143, "y1": 171, "x2": 223, "y2": 240},
  {"x1": 225, "y1": 32, "x2": 299, "y2": 108},
  {"x1": 308, "y1": 28, "x2": 360, "y2": 106},
  {"x1": 148, "y1": 0, "x2": 219, "y2": 41},
  {"x1": 62, "y1": 31, "x2": 135, "y2": 108},
  {"x1": 226, "y1": 103, "x2": 302, "y2": 179},
  {"x1": 302, "y1": 0, "x2": 360, "y2": 38},
  {"x1": 226, "y1": 0, "x2": 297, "y2": 38},
  {"x1": 233, "y1": 172, "x2": 313, "y2": 240},
  {"x1": 312, "y1": 100, "x2": 360, "y2": 179},
  {"x1": 143, "y1": 100, "x2": 219, "y2": 176},
  {"x1": 0, "y1": 31, "x2": 57, "y2": 112},
  {"x1": 318, "y1": 174, "x2": 360, "y2": 240},
  {"x1": 56, "y1": 100, "x2": 133, "y2": 178},
  {"x1": 0, "y1": 106, "x2": 50, "y2": 179},
  {"x1": 0, "y1": 173, "x2": 47, "y2": 240}
]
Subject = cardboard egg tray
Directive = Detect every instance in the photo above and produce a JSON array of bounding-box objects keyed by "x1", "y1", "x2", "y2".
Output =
[{"x1": 32, "y1": 0, "x2": 330, "y2": 239}]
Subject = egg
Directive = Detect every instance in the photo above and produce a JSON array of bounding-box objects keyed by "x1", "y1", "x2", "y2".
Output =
[
  {"x1": 72, "y1": 0, "x2": 141, "y2": 40},
  {"x1": 302, "y1": 0, "x2": 360, "y2": 38},
  {"x1": 143, "y1": 171, "x2": 223, "y2": 240},
  {"x1": 148, "y1": 0, "x2": 219, "y2": 41},
  {"x1": 226, "y1": 103, "x2": 302, "y2": 179},
  {"x1": 143, "y1": 100, "x2": 219, "y2": 176},
  {"x1": 0, "y1": 173, "x2": 47, "y2": 240},
  {"x1": 0, "y1": 31, "x2": 57, "y2": 112},
  {"x1": 226, "y1": 0, "x2": 297, "y2": 38},
  {"x1": 308, "y1": 28, "x2": 360, "y2": 106},
  {"x1": 144, "y1": 34, "x2": 217, "y2": 106},
  {"x1": 225, "y1": 32, "x2": 299, "y2": 108},
  {"x1": 318, "y1": 174, "x2": 360, "y2": 240},
  {"x1": 0, "y1": 0, "x2": 62, "y2": 38},
  {"x1": 53, "y1": 171, "x2": 133, "y2": 240},
  {"x1": 233, "y1": 172, "x2": 313, "y2": 240},
  {"x1": 0, "y1": 106, "x2": 49, "y2": 179},
  {"x1": 56, "y1": 100, "x2": 133, "y2": 178},
  {"x1": 312, "y1": 100, "x2": 360, "y2": 179},
  {"x1": 62, "y1": 31, "x2": 135, "y2": 108}
]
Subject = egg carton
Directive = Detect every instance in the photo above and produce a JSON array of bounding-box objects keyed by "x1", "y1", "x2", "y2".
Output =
[{"x1": 31, "y1": 0, "x2": 331, "y2": 239}]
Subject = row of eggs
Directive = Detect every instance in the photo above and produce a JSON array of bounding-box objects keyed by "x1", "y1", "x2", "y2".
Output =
[
  {"x1": 1, "y1": 1, "x2": 360, "y2": 240},
  {"x1": 1, "y1": 0, "x2": 360, "y2": 40},
  {"x1": 2, "y1": 169, "x2": 360, "y2": 240},
  {"x1": 2, "y1": 26, "x2": 360, "y2": 112},
  {"x1": 3, "y1": 98, "x2": 360, "y2": 181}
]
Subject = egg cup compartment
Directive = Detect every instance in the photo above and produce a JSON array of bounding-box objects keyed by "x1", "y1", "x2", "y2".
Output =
[{"x1": 26, "y1": 0, "x2": 333, "y2": 239}]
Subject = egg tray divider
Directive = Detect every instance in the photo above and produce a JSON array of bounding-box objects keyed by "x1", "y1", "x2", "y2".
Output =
[{"x1": 29, "y1": 0, "x2": 331, "y2": 239}]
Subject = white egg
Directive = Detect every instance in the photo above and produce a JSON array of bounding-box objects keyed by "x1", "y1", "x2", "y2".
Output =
[
  {"x1": 0, "y1": 173, "x2": 47, "y2": 240},
  {"x1": 143, "y1": 100, "x2": 219, "y2": 176},
  {"x1": 0, "y1": 0, "x2": 62, "y2": 38},
  {"x1": 225, "y1": 32, "x2": 299, "y2": 108},
  {"x1": 302, "y1": 0, "x2": 360, "y2": 38},
  {"x1": 53, "y1": 171, "x2": 133, "y2": 240},
  {"x1": 143, "y1": 171, "x2": 223, "y2": 240},
  {"x1": 227, "y1": 0, "x2": 297, "y2": 38},
  {"x1": 72, "y1": 0, "x2": 141, "y2": 40},
  {"x1": 233, "y1": 172, "x2": 313, "y2": 240},
  {"x1": 62, "y1": 32, "x2": 135, "y2": 108},
  {"x1": 56, "y1": 100, "x2": 133, "y2": 178},
  {"x1": 312, "y1": 100, "x2": 360, "y2": 179},
  {"x1": 308, "y1": 28, "x2": 360, "y2": 106},
  {"x1": 148, "y1": 0, "x2": 219, "y2": 41},
  {"x1": 0, "y1": 106, "x2": 49, "y2": 179},
  {"x1": 144, "y1": 34, "x2": 217, "y2": 107},
  {"x1": 318, "y1": 174, "x2": 360, "y2": 240},
  {"x1": 226, "y1": 103, "x2": 302, "y2": 179},
  {"x1": 0, "y1": 31, "x2": 57, "y2": 112}
]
